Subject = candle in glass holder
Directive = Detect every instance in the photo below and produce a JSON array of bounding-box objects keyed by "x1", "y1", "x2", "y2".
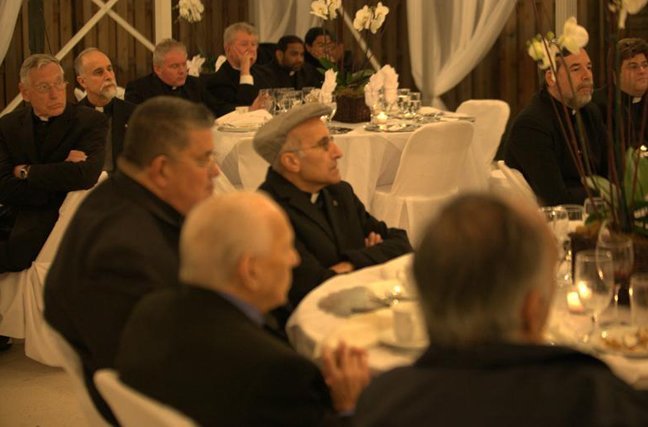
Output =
[
  {"x1": 567, "y1": 290, "x2": 585, "y2": 314},
  {"x1": 374, "y1": 111, "x2": 388, "y2": 124}
]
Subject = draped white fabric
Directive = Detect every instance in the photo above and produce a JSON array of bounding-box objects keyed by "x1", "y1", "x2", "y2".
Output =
[
  {"x1": 251, "y1": 0, "x2": 318, "y2": 43},
  {"x1": 407, "y1": 0, "x2": 516, "y2": 108},
  {"x1": 0, "y1": 0, "x2": 22, "y2": 66}
]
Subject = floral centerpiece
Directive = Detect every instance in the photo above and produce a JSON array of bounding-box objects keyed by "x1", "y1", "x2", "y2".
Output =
[{"x1": 309, "y1": 0, "x2": 390, "y2": 122}]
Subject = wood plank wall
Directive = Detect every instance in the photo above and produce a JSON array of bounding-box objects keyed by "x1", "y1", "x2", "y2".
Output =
[{"x1": 2, "y1": 0, "x2": 648, "y2": 120}]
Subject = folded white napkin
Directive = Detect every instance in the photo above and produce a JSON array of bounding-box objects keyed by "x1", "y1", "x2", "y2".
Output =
[
  {"x1": 186, "y1": 55, "x2": 206, "y2": 77},
  {"x1": 381, "y1": 65, "x2": 399, "y2": 105},
  {"x1": 319, "y1": 69, "x2": 338, "y2": 103},
  {"x1": 216, "y1": 109, "x2": 272, "y2": 126},
  {"x1": 418, "y1": 106, "x2": 443, "y2": 116},
  {"x1": 364, "y1": 72, "x2": 384, "y2": 108}
]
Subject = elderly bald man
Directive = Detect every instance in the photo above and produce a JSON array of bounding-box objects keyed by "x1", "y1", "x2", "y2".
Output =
[
  {"x1": 116, "y1": 192, "x2": 370, "y2": 426},
  {"x1": 355, "y1": 194, "x2": 648, "y2": 427},
  {"x1": 254, "y1": 103, "x2": 412, "y2": 318}
]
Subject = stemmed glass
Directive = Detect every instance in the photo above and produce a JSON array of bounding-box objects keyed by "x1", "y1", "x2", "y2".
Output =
[
  {"x1": 574, "y1": 249, "x2": 615, "y2": 342},
  {"x1": 320, "y1": 94, "x2": 337, "y2": 127},
  {"x1": 540, "y1": 206, "x2": 570, "y2": 262},
  {"x1": 597, "y1": 221, "x2": 634, "y2": 323}
]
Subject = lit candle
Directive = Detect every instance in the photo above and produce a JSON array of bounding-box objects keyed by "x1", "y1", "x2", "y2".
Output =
[
  {"x1": 375, "y1": 111, "x2": 388, "y2": 124},
  {"x1": 567, "y1": 290, "x2": 585, "y2": 314}
]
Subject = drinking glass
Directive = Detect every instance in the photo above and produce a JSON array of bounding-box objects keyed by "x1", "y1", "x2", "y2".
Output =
[
  {"x1": 630, "y1": 273, "x2": 648, "y2": 327},
  {"x1": 574, "y1": 249, "x2": 615, "y2": 341},
  {"x1": 408, "y1": 92, "x2": 421, "y2": 116},
  {"x1": 258, "y1": 89, "x2": 275, "y2": 114},
  {"x1": 319, "y1": 94, "x2": 337, "y2": 126},
  {"x1": 583, "y1": 197, "x2": 608, "y2": 223},
  {"x1": 597, "y1": 221, "x2": 634, "y2": 321},
  {"x1": 540, "y1": 206, "x2": 570, "y2": 261},
  {"x1": 397, "y1": 88, "x2": 410, "y2": 114}
]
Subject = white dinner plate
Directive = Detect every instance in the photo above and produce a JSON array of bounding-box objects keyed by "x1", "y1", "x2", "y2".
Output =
[
  {"x1": 379, "y1": 329, "x2": 428, "y2": 350},
  {"x1": 217, "y1": 123, "x2": 261, "y2": 133},
  {"x1": 592, "y1": 325, "x2": 648, "y2": 358},
  {"x1": 364, "y1": 123, "x2": 420, "y2": 133}
]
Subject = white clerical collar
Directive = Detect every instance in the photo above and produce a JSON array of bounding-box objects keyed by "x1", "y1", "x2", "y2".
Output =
[
  {"x1": 310, "y1": 192, "x2": 320, "y2": 204},
  {"x1": 95, "y1": 106, "x2": 104, "y2": 112},
  {"x1": 633, "y1": 96, "x2": 643, "y2": 104},
  {"x1": 36, "y1": 114, "x2": 49, "y2": 122}
]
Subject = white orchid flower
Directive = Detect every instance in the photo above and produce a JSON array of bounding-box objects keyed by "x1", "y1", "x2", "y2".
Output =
[
  {"x1": 611, "y1": 0, "x2": 648, "y2": 29},
  {"x1": 328, "y1": 0, "x2": 342, "y2": 20},
  {"x1": 353, "y1": 5, "x2": 372, "y2": 31},
  {"x1": 186, "y1": 55, "x2": 206, "y2": 77},
  {"x1": 527, "y1": 36, "x2": 559, "y2": 70},
  {"x1": 369, "y1": 2, "x2": 390, "y2": 33},
  {"x1": 558, "y1": 17, "x2": 588, "y2": 54},
  {"x1": 178, "y1": 0, "x2": 204, "y2": 23},
  {"x1": 311, "y1": 0, "x2": 331, "y2": 20}
]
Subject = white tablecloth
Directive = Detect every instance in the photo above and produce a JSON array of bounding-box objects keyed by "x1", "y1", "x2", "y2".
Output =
[{"x1": 288, "y1": 254, "x2": 648, "y2": 387}]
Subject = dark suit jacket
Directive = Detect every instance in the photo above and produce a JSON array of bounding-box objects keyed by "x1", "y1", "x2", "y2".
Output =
[
  {"x1": 593, "y1": 85, "x2": 647, "y2": 148},
  {"x1": 503, "y1": 88, "x2": 607, "y2": 206},
  {"x1": 202, "y1": 61, "x2": 273, "y2": 110},
  {"x1": 124, "y1": 72, "x2": 231, "y2": 117},
  {"x1": 78, "y1": 97, "x2": 136, "y2": 172},
  {"x1": 117, "y1": 286, "x2": 344, "y2": 427},
  {"x1": 260, "y1": 59, "x2": 321, "y2": 90},
  {"x1": 355, "y1": 343, "x2": 648, "y2": 427},
  {"x1": 259, "y1": 168, "x2": 412, "y2": 306},
  {"x1": 44, "y1": 171, "x2": 183, "y2": 422},
  {"x1": 0, "y1": 104, "x2": 106, "y2": 271}
]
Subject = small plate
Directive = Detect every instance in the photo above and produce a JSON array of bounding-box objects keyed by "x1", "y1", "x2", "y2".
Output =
[
  {"x1": 380, "y1": 329, "x2": 428, "y2": 350},
  {"x1": 217, "y1": 123, "x2": 260, "y2": 133},
  {"x1": 365, "y1": 123, "x2": 420, "y2": 133},
  {"x1": 592, "y1": 325, "x2": 648, "y2": 358},
  {"x1": 328, "y1": 126, "x2": 354, "y2": 135}
]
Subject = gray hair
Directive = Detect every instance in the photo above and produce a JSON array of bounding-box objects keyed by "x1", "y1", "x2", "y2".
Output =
[
  {"x1": 412, "y1": 194, "x2": 552, "y2": 346},
  {"x1": 20, "y1": 54, "x2": 64, "y2": 85},
  {"x1": 74, "y1": 47, "x2": 103, "y2": 75},
  {"x1": 179, "y1": 192, "x2": 277, "y2": 287},
  {"x1": 120, "y1": 96, "x2": 214, "y2": 169},
  {"x1": 153, "y1": 38, "x2": 187, "y2": 66},
  {"x1": 223, "y1": 22, "x2": 258, "y2": 46}
]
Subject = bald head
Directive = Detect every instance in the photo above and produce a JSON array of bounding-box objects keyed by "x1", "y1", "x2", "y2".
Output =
[
  {"x1": 413, "y1": 194, "x2": 557, "y2": 346},
  {"x1": 180, "y1": 192, "x2": 300, "y2": 312}
]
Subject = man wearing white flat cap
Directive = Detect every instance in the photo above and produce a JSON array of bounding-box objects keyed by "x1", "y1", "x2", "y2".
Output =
[{"x1": 254, "y1": 103, "x2": 412, "y2": 316}]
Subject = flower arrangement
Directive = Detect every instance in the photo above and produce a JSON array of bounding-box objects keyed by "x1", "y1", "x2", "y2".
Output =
[{"x1": 177, "y1": 0, "x2": 204, "y2": 23}]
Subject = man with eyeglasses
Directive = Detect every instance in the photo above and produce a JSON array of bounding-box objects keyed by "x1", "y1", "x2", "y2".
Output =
[
  {"x1": 0, "y1": 54, "x2": 107, "y2": 275},
  {"x1": 44, "y1": 96, "x2": 219, "y2": 423},
  {"x1": 254, "y1": 103, "x2": 412, "y2": 324},
  {"x1": 593, "y1": 38, "x2": 648, "y2": 147},
  {"x1": 75, "y1": 47, "x2": 136, "y2": 173},
  {"x1": 125, "y1": 38, "x2": 230, "y2": 117}
]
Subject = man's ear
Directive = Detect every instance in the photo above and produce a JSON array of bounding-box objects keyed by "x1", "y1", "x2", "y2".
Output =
[
  {"x1": 147, "y1": 155, "x2": 170, "y2": 188},
  {"x1": 545, "y1": 69, "x2": 555, "y2": 86},
  {"x1": 237, "y1": 254, "x2": 260, "y2": 292},
  {"x1": 280, "y1": 152, "x2": 301, "y2": 173},
  {"x1": 76, "y1": 75, "x2": 87, "y2": 90},
  {"x1": 520, "y1": 288, "x2": 549, "y2": 342},
  {"x1": 19, "y1": 82, "x2": 30, "y2": 103},
  {"x1": 275, "y1": 50, "x2": 284, "y2": 64}
]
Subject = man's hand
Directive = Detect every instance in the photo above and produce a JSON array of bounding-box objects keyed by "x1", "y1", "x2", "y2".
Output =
[
  {"x1": 321, "y1": 342, "x2": 370, "y2": 413},
  {"x1": 250, "y1": 92, "x2": 270, "y2": 111},
  {"x1": 65, "y1": 150, "x2": 87, "y2": 163},
  {"x1": 330, "y1": 261, "x2": 354, "y2": 274},
  {"x1": 239, "y1": 51, "x2": 252, "y2": 76},
  {"x1": 364, "y1": 232, "x2": 383, "y2": 248}
]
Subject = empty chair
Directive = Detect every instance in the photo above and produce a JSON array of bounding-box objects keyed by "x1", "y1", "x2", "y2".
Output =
[
  {"x1": 0, "y1": 172, "x2": 108, "y2": 366},
  {"x1": 95, "y1": 369, "x2": 198, "y2": 427},
  {"x1": 235, "y1": 137, "x2": 270, "y2": 190},
  {"x1": 456, "y1": 99, "x2": 510, "y2": 182},
  {"x1": 371, "y1": 121, "x2": 474, "y2": 244}
]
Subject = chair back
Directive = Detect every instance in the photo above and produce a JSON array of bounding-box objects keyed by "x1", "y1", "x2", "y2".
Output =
[
  {"x1": 456, "y1": 100, "x2": 510, "y2": 168},
  {"x1": 391, "y1": 121, "x2": 474, "y2": 196},
  {"x1": 235, "y1": 137, "x2": 269, "y2": 190},
  {"x1": 95, "y1": 369, "x2": 198, "y2": 427},
  {"x1": 496, "y1": 160, "x2": 537, "y2": 204},
  {"x1": 213, "y1": 171, "x2": 238, "y2": 194}
]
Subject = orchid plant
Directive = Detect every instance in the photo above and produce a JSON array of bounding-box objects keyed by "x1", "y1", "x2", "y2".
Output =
[
  {"x1": 309, "y1": 0, "x2": 389, "y2": 91},
  {"x1": 177, "y1": 0, "x2": 204, "y2": 23},
  {"x1": 527, "y1": 6, "x2": 648, "y2": 236}
]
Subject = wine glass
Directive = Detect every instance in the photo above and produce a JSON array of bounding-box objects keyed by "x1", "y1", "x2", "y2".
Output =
[
  {"x1": 574, "y1": 249, "x2": 615, "y2": 342},
  {"x1": 540, "y1": 206, "x2": 570, "y2": 262},
  {"x1": 597, "y1": 221, "x2": 634, "y2": 323},
  {"x1": 319, "y1": 94, "x2": 337, "y2": 127}
]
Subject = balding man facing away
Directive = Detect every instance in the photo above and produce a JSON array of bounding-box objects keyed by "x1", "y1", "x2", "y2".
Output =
[
  {"x1": 355, "y1": 194, "x2": 648, "y2": 427},
  {"x1": 117, "y1": 192, "x2": 370, "y2": 426}
]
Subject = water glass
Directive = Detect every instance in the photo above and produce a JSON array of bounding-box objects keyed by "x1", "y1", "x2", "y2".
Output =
[
  {"x1": 258, "y1": 89, "x2": 275, "y2": 114},
  {"x1": 540, "y1": 206, "x2": 570, "y2": 260},
  {"x1": 597, "y1": 222, "x2": 634, "y2": 315},
  {"x1": 583, "y1": 197, "x2": 608, "y2": 223},
  {"x1": 630, "y1": 273, "x2": 648, "y2": 326},
  {"x1": 574, "y1": 249, "x2": 615, "y2": 341}
]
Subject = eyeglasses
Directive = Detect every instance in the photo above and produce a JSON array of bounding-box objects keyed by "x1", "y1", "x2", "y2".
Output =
[
  {"x1": 626, "y1": 62, "x2": 648, "y2": 71},
  {"x1": 31, "y1": 79, "x2": 67, "y2": 94},
  {"x1": 284, "y1": 137, "x2": 333, "y2": 154}
]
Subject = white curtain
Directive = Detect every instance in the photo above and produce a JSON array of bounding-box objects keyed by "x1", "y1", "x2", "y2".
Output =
[
  {"x1": 251, "y1": 0, "x2": 318, "y2": 43},
  {"x1": 407, "y1": 0, "x2": 516, "y2": 108},
  {"x1": 0, "y1": 0, "x2": 22, "y2": 66}
]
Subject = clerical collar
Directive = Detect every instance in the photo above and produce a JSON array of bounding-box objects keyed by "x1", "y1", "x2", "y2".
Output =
[
  {"x1": 95, "y1": 106, "x2": 104, "y2": 112},
  {"x1": 34, "y1": 113, "x2": 49, "y2": 122},
  {"x1": 633, "y1": 96, "x2": 643, "y2": 104},
  {"x1": 310, "y1": 192, "x2": 320, "y2": 204}
]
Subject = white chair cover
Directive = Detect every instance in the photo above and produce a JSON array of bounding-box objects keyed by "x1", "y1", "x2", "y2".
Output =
[
  {"x1": 371, "y1": 121, "x2": 474, "y2": 244},
  {"x1": 0, "y1": 172, "x2": 108, "y2": 366},
  {"x1": 456, "y1": 99, "x2": 510, "y2": 181},
  {"x1": 235, "y1": 137, "x2": 269, "y2": 190},
  {"x1": 212, "y1": 171, "x2": 238, "y2": 194},
  {"x1": 47, "y1": 327, "x2": 112, "y2": 426},
  {"x1": 492, "y1": 160, "x2": 537, "y2": 204},
  {"x1": 95, "y1": 369, "x2": 198, "y2": 427}
]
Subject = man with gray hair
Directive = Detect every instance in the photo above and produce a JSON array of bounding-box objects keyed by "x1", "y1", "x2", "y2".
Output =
[
  {"x1": 75, "y1": 47, "x2": 136, "y2": 172},
  {"x1": 125, "y1": 38, "x2": 230, "y2": 117},
  {"x1": 0, "y1": 53, "x2": 107, "y2": 273},
  {"x1": 354, "y1": 194, "x2": 648, "y2": 427},
  {"x1": 203, "y1": 22, "x2": 272, "y2": 111},
  {"x1": 44, "y1": 96, "x2": 219, "y2": 423},
  {"x1": 254, "y1": 103, "x2": 411, "y2": 317},
  {"x1": 117, "y1": 192, "x2": 370, "y2": 426}
]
